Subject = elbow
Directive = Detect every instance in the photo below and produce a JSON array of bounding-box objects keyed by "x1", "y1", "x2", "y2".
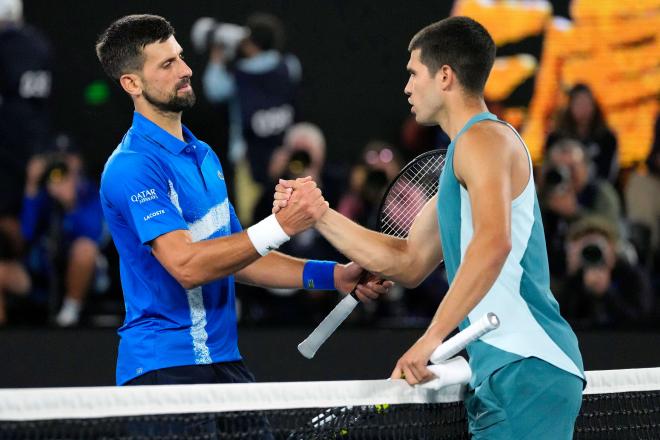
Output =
[
  {"x1": 173, "y1": 266, "x2": 200, "y2": 290},
  {"x1": 378, "y1": 253, "x2": 424, "y2": 289},
  {"x1": 169, "y1": 258, "x2": 202, "y2": 290},
  {"x1": 491, "y1": 237, "x2": 512, "y2": 267},
  {"x1": 399, "y1": 276, "x2": 422, "y2": 290},
  {"x1": 178, "y1": 275, "x2": 199, "y2": 291}
]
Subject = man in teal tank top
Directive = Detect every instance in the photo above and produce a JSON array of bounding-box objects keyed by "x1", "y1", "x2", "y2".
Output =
[{"x1": 275, "y1": 16, "x2": 584, "y2": 439}]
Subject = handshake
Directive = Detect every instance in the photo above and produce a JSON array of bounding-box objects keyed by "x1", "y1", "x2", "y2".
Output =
[{"x1": 270, "y1": 176, "x2": 329, "y2": 236}]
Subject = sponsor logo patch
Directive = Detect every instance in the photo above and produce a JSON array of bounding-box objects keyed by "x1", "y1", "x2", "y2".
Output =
[
  {"x1": 144, "y1": 209, "x2": 165, "y2": 221},
  {"x1": 131, "y1": 189, "x2": 158, "y2": 204}
]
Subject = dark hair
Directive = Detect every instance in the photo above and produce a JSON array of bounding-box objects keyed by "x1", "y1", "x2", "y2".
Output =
[
  {"x1": 96, "y1": 14, "x2": 174, "y2": 81},
  {"x1": 556, "y1": 83, "x2": 609, "y2": 137},
  {"x1": 246, "y1": 13, "x2": 284, "y2": 52},
  {"x1": 408, "y1": 16, "x2": 496, "y2": 95}
]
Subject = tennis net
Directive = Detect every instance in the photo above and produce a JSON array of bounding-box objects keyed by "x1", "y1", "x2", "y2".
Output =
[{"x1": 0, "y1": 367, "x2": 658, "y2": 439}]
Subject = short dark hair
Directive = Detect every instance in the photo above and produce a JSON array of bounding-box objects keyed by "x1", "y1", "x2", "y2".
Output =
[
  {"x1": 408, "y1": 16, "x2": 496, "y2": 95},
  {"x1": 246, "y1": 13, "x2": 284, "y2": 52},
  {"x1": 96, "y1": 14, "x2": 175, "y2": 81}
]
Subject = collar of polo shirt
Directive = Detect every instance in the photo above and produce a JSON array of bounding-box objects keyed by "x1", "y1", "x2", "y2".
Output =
[{"x1": 131, "y1": 111, "x2": 198, "y2": 155}]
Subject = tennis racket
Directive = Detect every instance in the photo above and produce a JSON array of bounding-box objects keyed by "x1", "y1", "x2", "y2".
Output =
[{"x1": 298, "y1": 149, "x2": 447, "y2": 359}]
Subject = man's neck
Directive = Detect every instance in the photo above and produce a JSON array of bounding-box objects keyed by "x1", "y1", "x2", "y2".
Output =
[
  {"x1": 135, "y1": 102, "x2": 184, "y2": 141},
  {"x1": 437, "y1": 95, "x2": 489, "y2": 140}
]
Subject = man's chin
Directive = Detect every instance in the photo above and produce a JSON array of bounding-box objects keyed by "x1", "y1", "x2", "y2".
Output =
[{"x1": 414, "y1": 114, "x2": 435, "y2": 127}]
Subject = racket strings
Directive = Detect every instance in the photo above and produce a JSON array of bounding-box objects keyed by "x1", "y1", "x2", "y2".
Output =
[
  {"x1": 379, "y1": 154, "x2": 445, "y2": 238},
  {"x1": 382, "y1": 170, "x2": 433, "y2": 227}
]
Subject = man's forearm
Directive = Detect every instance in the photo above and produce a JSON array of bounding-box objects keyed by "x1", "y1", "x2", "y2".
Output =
[
  {"x1": 235, "y1": 252, "x2": 306, "y2": 288},
  {"x1": 156, "y1": 231, "x2": 262, "y2": 289},
  {"x1": 315, "y1": 209, "x2": 407, "y2": 281}
]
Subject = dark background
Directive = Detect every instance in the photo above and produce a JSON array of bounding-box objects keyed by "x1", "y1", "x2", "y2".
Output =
[
  {"x1": 2, "y1": 328, "x2": 659, "y2": 387},
  {"x1": 22, "y1": 0, "x2": 570, "y2": 178},
  {"x1": 8, "y1": 0, "x2": 658, "y2": 389}
]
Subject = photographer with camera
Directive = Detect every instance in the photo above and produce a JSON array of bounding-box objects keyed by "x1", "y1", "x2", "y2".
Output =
[
  {"x1": 197, "y1": 13, "x2": 301, "y2": 189},
  {"x1": 539, "y1": 138, "x2": 622, "y2": 279},
  {"x1": 557, "y1": 216, "x2": 653, "y2": 329},
  {"x1": 245, "y1": 123, "x2": 344, "y2": 324},
  {"x1": 20, "y1": 151, "x2": 106, "y2": 326},
  {"x1": 337, "y1": 141, "x2": 402, "y2": 231}
]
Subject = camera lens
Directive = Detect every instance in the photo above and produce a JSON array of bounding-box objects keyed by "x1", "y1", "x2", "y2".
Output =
[
  {"x1": 285, "y1": 150, "x2": 312, "y2": 178},
  {"x1": 581, "y1": 243, "x2": 604, "y2": 267}
]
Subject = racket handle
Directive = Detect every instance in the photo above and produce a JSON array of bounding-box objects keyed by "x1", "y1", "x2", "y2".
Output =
[
  {"x1": 429, "y1": 313, "x2": 500, "y2": 364},
  {"x1": 298, "y1": 293, "x2": 359, "y2": 359}
]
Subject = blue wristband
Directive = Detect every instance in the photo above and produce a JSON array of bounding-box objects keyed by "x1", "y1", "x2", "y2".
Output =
[{"x1": 302, "y1": 260, "x2": 337, "y2": 290}]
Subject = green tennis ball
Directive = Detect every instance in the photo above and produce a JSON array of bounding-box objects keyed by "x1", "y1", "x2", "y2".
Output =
[{"x1": 375, "y1": 404, "x2": 390, "y2": 413}]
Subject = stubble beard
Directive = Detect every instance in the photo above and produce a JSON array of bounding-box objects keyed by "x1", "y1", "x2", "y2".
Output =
[{"x1": 142, "y1": 83, "x2": 196, "y2": 114}]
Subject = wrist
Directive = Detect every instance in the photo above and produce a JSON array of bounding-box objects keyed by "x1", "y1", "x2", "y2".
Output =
[
  {"x1": 303, "y1": 260, "x2": 337, "y2": 290},
  {"x1": 315, "y1": 209, "x2": 332, "y2": 232},
  {"x1": 246, "y1": 214, "x2": 290, "y2": 256},
  {"x1": 425, "y1": 320, "x2": 451, "y2": 343}
]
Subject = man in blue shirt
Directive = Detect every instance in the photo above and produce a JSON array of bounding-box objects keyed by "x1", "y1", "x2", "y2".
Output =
[{"x1": 95, "y1": 15, "x2": 390, "y2": 388}]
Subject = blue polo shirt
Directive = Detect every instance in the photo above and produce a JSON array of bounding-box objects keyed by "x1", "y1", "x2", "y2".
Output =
[{"x1": 100, "y1": 112, "x2": 243, "y2": 385}]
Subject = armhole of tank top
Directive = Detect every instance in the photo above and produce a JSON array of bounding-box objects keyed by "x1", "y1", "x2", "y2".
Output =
[
  {"x1": 452, "y1": 117, "x2": 527, "y2": 190},
  {"x1": 491, "y1": 120, "x2": 533, "y2": 204}
]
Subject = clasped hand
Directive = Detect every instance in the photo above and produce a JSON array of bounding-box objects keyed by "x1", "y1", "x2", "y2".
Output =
[{"x1": 273, "y1": 176, "x2": 393, "y2": 303}]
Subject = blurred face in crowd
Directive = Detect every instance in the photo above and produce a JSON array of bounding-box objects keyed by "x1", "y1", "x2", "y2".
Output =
[
  {"x1": 404, "y1": 49, "x2": 444, "y2": 126},
  {"x1": 570, "y1": 90, "x2": 595, "y2": 126},
  {"x1": 135, "y1": 35, "x2": 196, "y2": 113},
  {"x1": 549, "y1": 145, "x2": 590, "y2": 191},
  {"x1": 46, "y1": 169, "x2": 77, "y2": 210}
]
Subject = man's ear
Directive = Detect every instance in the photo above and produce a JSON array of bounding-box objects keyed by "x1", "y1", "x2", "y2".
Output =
[
  {"x1": 119, "y1": 73, "x2": 142, "y2": 97},
  {"x1": 436, "y1": 64, "x2": 454, "y2": 91}
]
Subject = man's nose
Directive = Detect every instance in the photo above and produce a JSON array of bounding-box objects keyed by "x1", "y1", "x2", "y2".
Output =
[{"x1": 180, "y1": 60, "x2": 193, "y2": 78}]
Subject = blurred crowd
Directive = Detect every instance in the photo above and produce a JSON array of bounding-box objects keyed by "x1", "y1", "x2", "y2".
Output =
[{"x1": 0, "y1": 3, "x2": 658, "y2": 330}]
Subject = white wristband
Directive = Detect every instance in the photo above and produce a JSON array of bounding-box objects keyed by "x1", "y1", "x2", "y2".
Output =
[{"x1": 247, "y1": 214, "x2": 290, "y2": 256}]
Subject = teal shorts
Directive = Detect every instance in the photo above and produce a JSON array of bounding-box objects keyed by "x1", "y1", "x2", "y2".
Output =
[{"x1": 464, "y1": 357, "x2": 583, "y2": 440}]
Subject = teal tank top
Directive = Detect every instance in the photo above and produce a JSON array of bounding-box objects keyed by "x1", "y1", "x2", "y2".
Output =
[{"x1": 437, "y1": 112, "x2": 584, "y2": 387}]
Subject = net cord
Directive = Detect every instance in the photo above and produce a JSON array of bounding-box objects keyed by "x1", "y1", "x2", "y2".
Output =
[{"x1": 0, "y1": 368, "x2": 658, "y2": 421}]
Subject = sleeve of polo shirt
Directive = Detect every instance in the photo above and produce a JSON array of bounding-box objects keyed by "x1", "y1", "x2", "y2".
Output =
[
  {"x1": 228, "y1": 201, "x2": 242, "y2": 233},
  {"x1": 103, "y1": 154, "x2": 189, "y2": 245}
]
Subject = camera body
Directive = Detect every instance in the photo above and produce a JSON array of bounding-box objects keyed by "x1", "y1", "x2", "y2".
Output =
[
  {"x1": 190, "y1": 17, "x2": 248, "y2": 61},
  {"x1": 283, "y1": 150, "x2": 312, "y2": 180},
  {"x1": 543, "y1": 164, "x2": 571, "y2": 193}
]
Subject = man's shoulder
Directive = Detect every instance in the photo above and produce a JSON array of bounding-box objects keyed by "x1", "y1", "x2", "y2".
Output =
[
  {"x1": 100, "y1": 146, "x2": 164, "y2": 199},
  {"x1": 460, "y1": 119, "x2": 515, "y2": 146}
]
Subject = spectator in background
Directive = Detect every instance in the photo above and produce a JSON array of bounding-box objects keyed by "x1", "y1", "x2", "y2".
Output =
[
  {"x1": 625, "y1": 114, "x2": 660, "y2": 281},
  {"x1": 539, "y1": 138, "x2": 622, "y2": 279},
  {"x1": 399, "y1": 115, "x2": 449, "y2": 161},
  {"x1": 21, "y1": 152, "x2": 106, "y2": 326},
  {"x1": 546, "y1": 84, "x2": 619, "y2": 184},
  {"x1": 337, "y1": 141, "x2": 402, "y2": 230},
  {"x1": 0, "y1": 245, "x2": 30, "y2": 326},
  {"x1": 558, "y1": 216, "x2": 653, "y2": 329},
  {"x1": 202, "y1": 13, "x2": 301, "y2": 188},
  {"x1": 0, "y1": 0, "x2": 53, "y2": 264},
  {"x1": 246, "y1": 123, "x2": 344, "y2": 324}
]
